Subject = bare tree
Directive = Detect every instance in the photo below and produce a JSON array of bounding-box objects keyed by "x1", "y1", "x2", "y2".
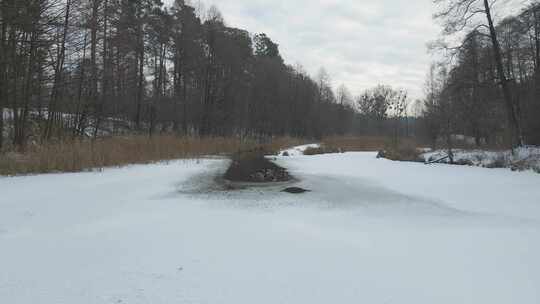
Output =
[
  {"x1": 336, "y1": 84, "x2": 353, "y2": 106},
  {"x1": 45, "y1": 0, "x2": 72, "y2": 140},
  {"x1": 0, "y1": 1, "x2": 368, "y2": 149},
  {"x1": 434, "y1": 0, "x2": 524, "y2": 147}
]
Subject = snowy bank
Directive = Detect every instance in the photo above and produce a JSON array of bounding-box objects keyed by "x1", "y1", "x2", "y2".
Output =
[
  {"x1": 279, "y1": 143, "x2": 320, "y2": 156},
  {"x1": 421, "y1": 146, "x2": 540, "y2": 173}
]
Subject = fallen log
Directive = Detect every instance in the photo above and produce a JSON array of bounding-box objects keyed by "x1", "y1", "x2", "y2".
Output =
[{"x1": 426, "y1": 155, "x2": 450, "y2": 164}]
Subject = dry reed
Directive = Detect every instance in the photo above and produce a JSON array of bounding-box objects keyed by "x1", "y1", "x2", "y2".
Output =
[
  {"x1": 0, "y1": 135, "x2": 304, "y2": 176},
  {"x1": 321, "y1": 136, "x2": 393, "y2": 152}
]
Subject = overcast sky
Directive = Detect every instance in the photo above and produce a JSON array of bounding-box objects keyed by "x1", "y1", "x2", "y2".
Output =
[{"x1": 175, "y1": 0, "x2": 442, "y2": 100}]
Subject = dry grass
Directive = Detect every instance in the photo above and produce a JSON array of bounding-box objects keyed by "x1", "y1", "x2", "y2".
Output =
[
  {"x1": 0, "y1": 135, "x2": 304, "y2": 176},
  {"x1": 259, "y1": 137, "x2": 308, "y2": 155},
  {"x1": 319, "y1": 136, "x2": 422, "y2": 162},
  {"x1": 303, "y1": 146, "x2": 342, "y2": 156},
  {"x1": 379, "y1": 140, "x2": 423, "y2": 162},
  {"x1": 381, "y1": 145, "x2": 422, "y2": 162},
  {"x1": 300, "y1": 136, "x2": 420, "y2": 158},
  {"x1": 321, "y1": 136, "x2": 400, "y2": 152}
]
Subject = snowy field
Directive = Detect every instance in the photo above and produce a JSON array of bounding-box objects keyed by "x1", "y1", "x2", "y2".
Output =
[{"x1": 1, "y1": 150, "x2": 540, "y2": 304}]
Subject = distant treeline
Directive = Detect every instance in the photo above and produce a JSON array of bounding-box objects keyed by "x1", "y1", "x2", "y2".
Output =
[
  {"x1": 422, "y1": 1, "x2": 540, "y2": 148},
  {"x1": 0, "y1": 0, "x2": 369, "y2": 150}
]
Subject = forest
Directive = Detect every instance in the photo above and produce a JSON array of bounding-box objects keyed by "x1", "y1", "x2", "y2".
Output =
[
  {"x1": 0, "y1": 0, "x2": 365, "y2": 151},
  {"x1": 423, "y1": 0, "x2": 540, "y2": 148},
  {"x1": 1, "y1": 0, "x2": 539, "y2": 154}
]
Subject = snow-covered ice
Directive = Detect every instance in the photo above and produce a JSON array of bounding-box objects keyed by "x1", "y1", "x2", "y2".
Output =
[
  {"x1": 1, "y1": 151, "x2": 540, "y2": 304},
  {"x1": 279, "y1": 143, "x2": 320, "y2": 156}
]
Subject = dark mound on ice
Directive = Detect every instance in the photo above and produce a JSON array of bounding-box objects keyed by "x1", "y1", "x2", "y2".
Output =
[
  {"x1": 225, "y1": 149, "x2": 291, "y2": 183},
  {"x1": 282, "y1": 187, "x2": 311, "y2": 194}
]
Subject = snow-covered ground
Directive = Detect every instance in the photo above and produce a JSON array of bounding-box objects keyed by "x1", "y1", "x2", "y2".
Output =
[
  {"x1": 0, "y1": 108, "x2": 135, "y2": 139},
  {"x1": 421, "y1": 146, "x2": 540, "y2": 172},
  {"x1": 279, "y1": 143, "x2": 320, "y2": 156},
  {"x1": 1, "y1": 151, "x2": 540, "y2": 304}
]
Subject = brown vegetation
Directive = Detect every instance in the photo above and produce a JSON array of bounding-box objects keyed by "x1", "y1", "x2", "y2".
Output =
[
  {"x1": 299, "y1": 136, "x2": 391, "y2": 156},
  {"x1": 321, "y1": 136, "x2": 419, "y2": 152},
  {"x1": 0, "y1": 136, "x2": 303, "y2": 176},
  {"x1": 303, "y1": 146, "x2": 341, "y2": 156},
  {"x1": 321, "y1": 136, "x2": 390, "y2": 152},
  {"x1": 377, "y1": 140, "x2": 423, "y2": 162}
]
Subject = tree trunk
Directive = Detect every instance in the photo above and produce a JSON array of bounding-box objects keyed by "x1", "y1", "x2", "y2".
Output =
[
  {"x1": 182, "y1": 72, "x2": 188, "y2": 134},
  {"x1": 135, "y1": 21, "x2": 144, "y2": 131},
  {"x1": 0, "y1": 16, "x2": 6, "y2": 150},
  {"x1": 90, "y1": 0, "x2": 100, "y2": 138},
  {"x1": 172, "y1": 54, "x2": 180, "y2": 132},
  {"x1": 73, "y1": 31, "x2": 88, "y2": 138},
  {"x1": 45, "y1": 0, "x2": 71, "y2": 141},
  {"x1": 94, "y1": 0, "x2": 109, "y2": 138},
  {"x1": 484, "y1": 0, "x2": 524, "y2": 147},
  {"x1": 534, "y1": 8, "x2": 540, "y2": 107},
  {"x1": 14, "y1": 27, "x2": 38, "y2": 149}
]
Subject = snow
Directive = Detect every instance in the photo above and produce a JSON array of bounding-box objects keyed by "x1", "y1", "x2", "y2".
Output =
[
  {"x1": 279, "y1": 143, "x2": 320, "y2": 156},
  {"x1": 0, "y1": 109, "x2": 135, "y2": 138},
  {"x1": 421, "y1": 146, "x2": 540, "y2": 172},
  {"x1": 1, "y1": 151, "x2": 540, "y2": 304}
]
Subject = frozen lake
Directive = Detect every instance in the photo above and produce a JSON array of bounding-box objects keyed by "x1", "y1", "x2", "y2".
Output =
[{"x1": 1, "y1": 151, "x2": 539, "y2": 303}]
